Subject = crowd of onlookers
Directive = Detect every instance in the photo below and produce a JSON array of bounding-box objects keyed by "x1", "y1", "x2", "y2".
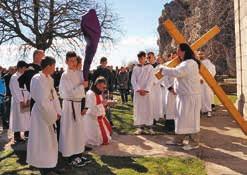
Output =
[{"x1": 0, "y1": 61, "x2": 135, "y2": 129}]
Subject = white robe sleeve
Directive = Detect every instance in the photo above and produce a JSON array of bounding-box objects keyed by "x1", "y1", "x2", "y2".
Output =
[
  {"x1": 30, "y1": 78, "x2": 57, "y2": 126},
  {"x1": 59, "y1": 73, "x2": 85, "y2": 99},
  {"x1": 9, "y1": 76, "x2": 24, "y2": 103},
  {"x1": 201, "y1": 60, "x2": 216, "y2": 80},
  {"x1": 131, "y1": 67, "x2": 140, "y2": 92},
  {"x1": 85, "y1": 92, "x2": 99, "y2": 118},
  {"x1": 208, "y1": 62, "x2": 216, "y2": 77},
  {"x1": 161, "y1": 62, "x2": 190, "y2": 78},
  {"x1": 144, "y1": 66, "x2": 155, "y2": 92},
  {"x1": 52, "y1": 86, "x2": 62, "y2": 116}
]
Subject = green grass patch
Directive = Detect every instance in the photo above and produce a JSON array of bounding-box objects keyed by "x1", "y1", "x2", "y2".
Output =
[
  {"x1": 111, "y1": 102, "x2": 167, "y2": 135},
  {"x1": 111, "y1": 94, "x2": 238, "y2": 135},
  {"x1": 0, "y1": 149, "x2": 206, "y2": 175},
  {"x1": 214, "y1": 94, "x2": 237, "y2": 105}
]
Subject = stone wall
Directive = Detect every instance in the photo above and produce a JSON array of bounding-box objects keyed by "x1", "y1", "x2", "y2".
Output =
[
  {"x1": 234, "y1": 0, "x2": 247, "y2": 117},
  {"x1": 158, "y1": 0, "x2": 236, "y2": 76}
]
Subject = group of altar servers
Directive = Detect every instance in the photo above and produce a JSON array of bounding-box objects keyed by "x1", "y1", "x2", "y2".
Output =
[
  {"x1": 131, "y1": 43, "x2": 216, "y2": 151},
  {"x1": 8, "y1": 50, "x2": 112, "y2": 175},
  {"x1": 8, "y1": 43, "x2": 216, "y2": 174}
]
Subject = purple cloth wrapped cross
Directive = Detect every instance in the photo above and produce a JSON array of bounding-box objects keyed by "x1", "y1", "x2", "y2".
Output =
[{"x1": 81, "y1": 9, "x2": 101, "y2": 81}]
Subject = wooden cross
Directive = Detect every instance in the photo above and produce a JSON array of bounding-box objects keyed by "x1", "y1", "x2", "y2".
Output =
[{"x1": 161, "y1": 19, "x2": 247, "y2": 135}]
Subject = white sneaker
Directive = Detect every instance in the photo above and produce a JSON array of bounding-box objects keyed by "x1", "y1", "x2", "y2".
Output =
[
  {"x1": 207, "y1": 111, "x2": 212, "y2": 117},
  {"x1": 182, "y1": 144, "x2": 199, "y2": 151},
  {"x1": 134, "y1": 128, "x2": 143, "y2": 135},
  {"x1": 149, "y1": 128, "x2": 155, "y2": 135}
]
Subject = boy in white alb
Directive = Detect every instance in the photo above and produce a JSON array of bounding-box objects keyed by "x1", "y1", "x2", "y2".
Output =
[
  {"x1": 59, "y1": 51, "x2": 90, "y2": 167},
  {"x1": 27, "y1": 56, "x2": 62, "y2": 175},
  {"x1": 84, "y1": 77, "x2": 112, "y2": 146},
  {"x1": 131, "y1": 51, "x2": 154, "y2": 134},
  {"x1": 164, "y1": 52, "x2": 177, "y2": 133},
  {"x1": 9, "y1": 61, "x2": 30, "y2": 142},
  {"x1": 198, "y1": 51, "x2": 216, "y2": 117},
  {"x1": 147, "y1": 52, "x2": 163, "y2": 125}
]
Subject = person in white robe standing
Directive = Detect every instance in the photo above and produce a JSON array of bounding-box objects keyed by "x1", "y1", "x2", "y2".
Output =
[
  {"x1": 164, "y1": 53, "x2": 177, "y2": 133},
  {"x1": 197, "y1": 51, "x2": 216, "y2": 117},
  {"x1": 9, "y1": 61, "x2": 30, "y2": 142},
  {"x1": 59, "y1": 51, "x2": 90, "y2": 167},
  {"x1": 147, "y1": 52, "x2": 163, "y2": 125},
  {"x1": 164, "y1": 77, "x2": 176, "y2": 133},
  {"x1": 131, "y1": 51, "x2": 154, "y2": 134},
  {"x1": 160, "y1": 54, "x2": 171, "y2": 117},
  {"x1": 84, "y1": 77, "x2": 112, "y2": 146},
  {"x1": 27, "y1": 56, "x2": 62, "y2": 175},
  {"x1": 157, "y1": 43, "x2": 201, "y2": 151}
]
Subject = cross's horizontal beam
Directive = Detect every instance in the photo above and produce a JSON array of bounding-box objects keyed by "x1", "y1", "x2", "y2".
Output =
[{"x1": 191, "y1": 26, "x2": 220, "y2": 51}]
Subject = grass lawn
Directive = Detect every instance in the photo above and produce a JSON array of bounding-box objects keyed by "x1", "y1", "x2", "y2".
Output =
[
  {"x1": 0, "y1": 149, "x2": 207, "y2": 175},
  {"x1": 111, "y1": 94, "x2": 238, "y2": 135},
  {"x1": 111, "y1": 102, "x2": 167, "y2": 135}
]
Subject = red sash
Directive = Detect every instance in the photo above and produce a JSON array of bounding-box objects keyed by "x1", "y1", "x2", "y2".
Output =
[{"x1": 96, "y1": 94, "x2": 112, "y2": 145}]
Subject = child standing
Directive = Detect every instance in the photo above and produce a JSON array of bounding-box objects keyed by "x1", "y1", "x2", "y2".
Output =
[
  {"x1": 59, "y1": 51, "x2": 90, "y2": 167},
  {"x1": 9, "y1": 61, "x2": 30, "y2": 142},
  {"x1": 131, "y1": 51, "x2": 154, "y2": 134},
  {"x1": 27, "y1": 56, "x2": 62, "y2": 175}
]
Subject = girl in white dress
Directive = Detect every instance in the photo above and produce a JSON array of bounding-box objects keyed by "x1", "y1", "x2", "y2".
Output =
[{"x1": 158, "y1": 43, "x2": 201, "y2": 151}]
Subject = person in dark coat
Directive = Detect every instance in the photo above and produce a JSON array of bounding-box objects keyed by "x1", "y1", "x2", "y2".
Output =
[
  {"x1": 52, "y1": 67, "x2": 62, "y2": 90},
  {"x1": 18, "y1": 50, "x2": 44, "y2": 110},
  {"x1": 92, "y1": 57, "x2": 114, "y2": 92},
  {"x1": 128, "y1": 64, "x2": 135, "y2": 102},
  {"x1": 2, "y1": 67, "x2": 16, "y2": 129},
  {"x1": 117, "y1": 67, "x2": 129, "y2": 103},
  {"x1": 92, "y1": 57, "x2": 114, "y2": 126}
]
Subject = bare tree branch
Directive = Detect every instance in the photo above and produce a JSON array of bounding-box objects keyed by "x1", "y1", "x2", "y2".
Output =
[{"x1": 0, "y1": 0, "x2": 120, "y2": 53}]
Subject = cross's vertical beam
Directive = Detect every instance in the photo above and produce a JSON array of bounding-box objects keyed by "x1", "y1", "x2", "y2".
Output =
[{"x1": 162, "y1": 19, "x2": 247, "y2": 134}]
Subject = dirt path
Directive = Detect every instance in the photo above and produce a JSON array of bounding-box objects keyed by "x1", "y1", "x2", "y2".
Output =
[
  {"x1": 1, "y1": 105, "x2": 247, "y2": 175},
  {"x1": 92, "y1": 105, "x2": 247, "y2": 175}
]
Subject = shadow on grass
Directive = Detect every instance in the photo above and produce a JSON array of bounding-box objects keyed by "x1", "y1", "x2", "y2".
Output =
[
  {"x1": 0, "y1": 149, "x2": 116, "y2": 175},
  {"x1": 101, "y1": 156, "x2": 148, "y2": 173}
]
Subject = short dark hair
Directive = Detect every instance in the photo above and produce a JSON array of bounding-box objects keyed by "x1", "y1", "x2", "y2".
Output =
[
  {"x1": 41, "y1": 56, "x2": 56, "y2": 70},
  {"x1": 137, "y1": 51, "x2": 146, "y2": 58},
  {"x1": 66, "y1": 51, "x2": 77, "y2": 61},
  {"x1": 100, "y1": 57, "x2": 107, "y2": 63},
  {"x1": 17, "y1": 60, "x2": 28, "y2": 69},
  {"x1": 33, "y1": 50, "x2": 44, "y2": 59},
  {"x1": 147, "y1": 52, "x2": 154, "y2": 56}
]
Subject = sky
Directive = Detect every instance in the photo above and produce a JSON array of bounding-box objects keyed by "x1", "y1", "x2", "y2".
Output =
[
  {"x1": 0, "y1": 0, "x2": 171, "y2": 68},
  {"x1": 95, "y1": 0, "x2": 168, "y2": 67}
]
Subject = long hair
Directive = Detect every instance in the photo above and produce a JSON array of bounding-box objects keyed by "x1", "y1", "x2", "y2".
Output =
[
  {"x1": 179, "y1": 43, "x2": 201, "y2": 68},
  {"x1": 91, "y1": 76, "x2": 106, "y2": 94}
]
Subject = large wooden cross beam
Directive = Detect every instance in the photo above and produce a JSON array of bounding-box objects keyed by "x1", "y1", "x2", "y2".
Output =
[{"x1": 162, "y1": 19, "x2": 247, "y2": 134}]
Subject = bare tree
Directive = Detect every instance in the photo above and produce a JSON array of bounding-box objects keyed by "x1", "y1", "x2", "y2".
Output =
[{"x1": 0, "y1": 0, "x2": 120, "y2": 53}]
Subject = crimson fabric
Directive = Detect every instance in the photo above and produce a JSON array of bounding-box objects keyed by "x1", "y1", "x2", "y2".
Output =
[{"x1": 95, "y1": 94, "x2": 112, "y2": 145}]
